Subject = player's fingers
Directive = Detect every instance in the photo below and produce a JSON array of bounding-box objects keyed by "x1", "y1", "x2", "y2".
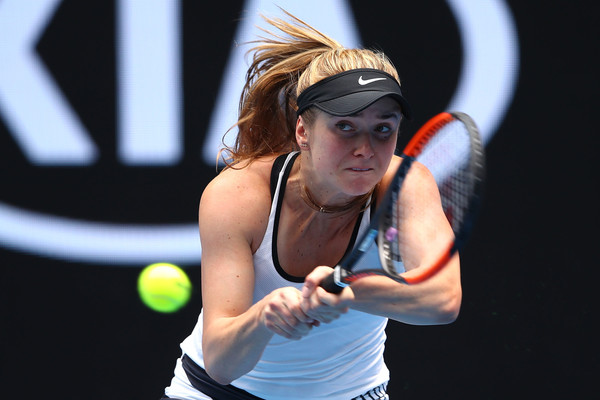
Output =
[
  {"x1": 301, "y1": 287, "x2": 348, "y2": 324},
  {"x1": 266, "y1": 321, "x2": 303, "y2": 340},
  {"x1": 263, "y1": 290, "x2": 314, "y2": 338},
  {"x1": 279, "y1": 299, "x2": 314, "y2": 333},
  {"x1": 302, "y1": 266, "x2": 334, "y2": 299},
  {"x1": 288, "y1": 301, "x2": 315, "y2": 325},
  {"x1": 263, "y1": 306, "x2": 311, "y2": 339},
  {"x1": 280, "y1": 289, "x2": 316, "y2": 324},
  {"x1": 316, "y1": 286, "x2": 352, "y2": 308}
]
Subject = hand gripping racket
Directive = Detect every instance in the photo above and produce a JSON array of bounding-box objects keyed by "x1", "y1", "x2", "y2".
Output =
[{"x1": 320, "y1": 111, "x2": 485, "y2": 293}]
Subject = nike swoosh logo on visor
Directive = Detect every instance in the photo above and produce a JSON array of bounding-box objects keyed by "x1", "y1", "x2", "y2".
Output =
[{"x1": 358, "y1": 76, "x2": 387, "y2": 85}]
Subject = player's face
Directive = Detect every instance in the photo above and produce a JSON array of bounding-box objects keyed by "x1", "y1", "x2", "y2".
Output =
[{"x1": 304, "y1": 97, "x2": 401, "y2": 198}]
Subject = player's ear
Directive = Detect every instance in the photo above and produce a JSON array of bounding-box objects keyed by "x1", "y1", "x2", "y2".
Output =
[{"x1": 296, "y1": 116, "x2": 309, "y2": 149}]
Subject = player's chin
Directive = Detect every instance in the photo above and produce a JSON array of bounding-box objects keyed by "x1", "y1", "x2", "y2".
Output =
[{"x1": 344, "y1": 169, "x2": 380, "y2": 194}]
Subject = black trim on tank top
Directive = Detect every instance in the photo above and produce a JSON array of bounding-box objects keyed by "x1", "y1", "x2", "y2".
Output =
[{"x1": 269, "y1": 152, "x2": 365, "y2": 283}]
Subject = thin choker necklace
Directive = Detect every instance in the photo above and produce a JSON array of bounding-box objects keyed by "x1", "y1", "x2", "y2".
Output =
[{"x1": 299, "y1": 184, "x2": 375, "y2": 214}]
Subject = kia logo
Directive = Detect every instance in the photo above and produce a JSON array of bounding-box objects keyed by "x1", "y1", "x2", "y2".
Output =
[{"x1": 0, "y1": 0, "x2": 518, "y2": 265}]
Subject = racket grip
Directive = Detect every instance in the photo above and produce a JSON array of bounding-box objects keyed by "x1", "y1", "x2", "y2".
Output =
[{"x1": 319, "y1": 270, "x2": 347, "y2": 294}]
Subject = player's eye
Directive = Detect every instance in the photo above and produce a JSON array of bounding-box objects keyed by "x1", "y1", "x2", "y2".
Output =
[
  {"x1": 376, "y1": 125, "x2": 391, "y2": 133},
  {"x1": 373, "y1": 124, "x2": 396, "y2": 139},
  {"x1": 335, "y1": 122, "x2": 353, "y2": 131}
]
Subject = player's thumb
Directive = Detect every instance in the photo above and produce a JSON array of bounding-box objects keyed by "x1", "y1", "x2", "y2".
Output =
[
  {"x1": 301, "y1": 279, "x2": 315, "y2": 299},
  {"x1": 302, "y1": 266, "x2": 333, "y2": 298}
]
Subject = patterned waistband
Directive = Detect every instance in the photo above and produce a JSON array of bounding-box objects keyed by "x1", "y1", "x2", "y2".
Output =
[
  {"x1": 351, "y1": 383, "x2": 388, "y2": 400},
  {"x1": 182, "y1": 353, "x2": 388, "y2": 400}
]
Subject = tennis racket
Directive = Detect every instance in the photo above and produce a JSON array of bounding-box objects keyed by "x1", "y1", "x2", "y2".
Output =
[{"x1": 320, "y1": 111, "x2": 485, "y2": 293}]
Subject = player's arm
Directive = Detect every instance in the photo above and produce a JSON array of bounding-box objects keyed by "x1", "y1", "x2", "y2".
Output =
[
  {"x1": 303, "y1": 160, "x2": 462, "y2": 325},
  {"x1": 199, "y1": 163, "x2": 314, "y2": 385}
]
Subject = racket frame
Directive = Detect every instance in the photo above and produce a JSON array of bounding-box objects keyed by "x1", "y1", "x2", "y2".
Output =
[{"x1": 321, "y1": 111, "x2": 484, "y2": 293}]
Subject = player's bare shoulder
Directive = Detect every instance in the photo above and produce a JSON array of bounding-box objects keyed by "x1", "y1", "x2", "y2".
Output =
[{"x1": 199, "y1": 155, "x2": 279, "y2": 249}]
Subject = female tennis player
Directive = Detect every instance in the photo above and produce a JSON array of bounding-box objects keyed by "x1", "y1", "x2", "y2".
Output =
[{"x1": 161, "y1": 11, "x2": 461, "y2": 400}]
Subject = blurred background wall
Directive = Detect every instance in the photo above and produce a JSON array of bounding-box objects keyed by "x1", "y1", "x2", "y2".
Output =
[{"x1": 0, "y1": 0, "x2": 597, "y2": 398}]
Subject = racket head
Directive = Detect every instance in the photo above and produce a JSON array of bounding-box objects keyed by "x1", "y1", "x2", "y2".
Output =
[
  {"x1": 322, "y1": 111, "x2": 485, "y2": 292},
  {"x1": 380, "y1": 111, "x2": 485, "y2": 284}
]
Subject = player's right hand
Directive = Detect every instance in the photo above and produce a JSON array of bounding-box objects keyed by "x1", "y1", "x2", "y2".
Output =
[{"x1": 261, "y1": 287, "x2": 317, "y2": 340}]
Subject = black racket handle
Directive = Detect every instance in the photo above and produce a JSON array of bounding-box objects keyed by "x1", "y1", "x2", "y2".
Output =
[{"x1": 319, "y1": 271, "x2": 346, "y2": 294}]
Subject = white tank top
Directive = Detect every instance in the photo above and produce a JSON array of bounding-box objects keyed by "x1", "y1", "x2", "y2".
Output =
[{"x1": 180, "y1": 152, "x2": 390, "y2": 400}]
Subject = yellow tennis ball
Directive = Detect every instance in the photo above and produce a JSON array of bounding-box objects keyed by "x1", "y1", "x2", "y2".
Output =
[{"x1": 138, "y1": 263, "x2": 192, "y2": 313}]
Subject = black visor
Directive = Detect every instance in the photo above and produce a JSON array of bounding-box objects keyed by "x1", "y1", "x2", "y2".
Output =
[{"x1": 296, "y1": 68, "x2": 412, "y2": 119}]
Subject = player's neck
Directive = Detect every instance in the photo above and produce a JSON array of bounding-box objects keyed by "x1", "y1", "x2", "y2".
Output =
[
  {"x1": 295, "y1": 155, "x2": 374, "y2": 215},
  {"x1": 299, "y1": 183, "x2": 372, "y2": 214}
]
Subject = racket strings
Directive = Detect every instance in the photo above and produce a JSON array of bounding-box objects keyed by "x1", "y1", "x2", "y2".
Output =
[
  {"x1": 419, "y1": 120, "x2": 475, "y2": 236},
  {"x1": 341, "y1": 112, "x2": 483, "y2": 288},
  {"x1": 440, "y1": 165, "x2": 470, "y2": 233}
]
